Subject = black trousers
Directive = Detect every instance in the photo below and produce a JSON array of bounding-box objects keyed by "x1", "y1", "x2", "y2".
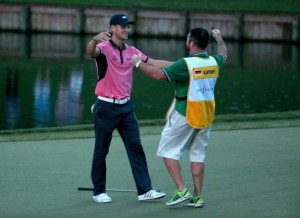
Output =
[{"x1": 91, "y1": 99, "x2": 152, "y2": 196}]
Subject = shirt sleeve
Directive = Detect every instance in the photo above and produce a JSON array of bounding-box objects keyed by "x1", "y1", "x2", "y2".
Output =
[
  {"x1": 97, "y1": 43, "x2": 104, "y2": 54},
  {"x1": 131, "y1": 46, "x2": 148, "y2": 62},
  {"x1": 212, "y1": 54, "x2": 224, "y2": 67},
  {"x1": 162, "y1": 58, "x2": 189, "y2": 82}
]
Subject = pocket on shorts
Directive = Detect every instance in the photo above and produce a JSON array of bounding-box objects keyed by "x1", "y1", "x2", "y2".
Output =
[
  {"x1": 168, "y1": 111, "x2": 182, "y2": 127},
  {"x1": 166, "y1": 99, "x2": 175, "y2": 120}
]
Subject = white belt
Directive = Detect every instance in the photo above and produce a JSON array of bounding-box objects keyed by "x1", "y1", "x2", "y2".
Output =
[{"x1": 97, "y1": 96, "x2": 130, "y2": 104}]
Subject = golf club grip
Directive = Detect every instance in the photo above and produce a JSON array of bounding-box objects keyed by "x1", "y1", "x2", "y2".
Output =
[
  {"x1": 77, "y1": 187, "x2": 138, "y2": 192},
  {"x1": 78, "y1": 187, "x2": 94, "y2": 191}
]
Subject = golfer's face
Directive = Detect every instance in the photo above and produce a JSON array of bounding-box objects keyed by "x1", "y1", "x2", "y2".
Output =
[{"x1": 113, "y1": 25, "x2": 130, "y2": 40}]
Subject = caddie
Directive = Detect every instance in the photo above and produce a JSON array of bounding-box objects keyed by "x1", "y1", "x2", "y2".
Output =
[{"x1": 131, "y1": 27, "x2": 227, "y2": 208}]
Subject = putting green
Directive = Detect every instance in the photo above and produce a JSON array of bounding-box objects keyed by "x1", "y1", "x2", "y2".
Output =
[{"x1": 0, "y1": 126, "x2": 299, "y2": 217}]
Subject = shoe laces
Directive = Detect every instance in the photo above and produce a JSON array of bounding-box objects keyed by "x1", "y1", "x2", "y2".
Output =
[
  {"x1": 170, "y1": 189, "x2": 187, "y2": 200},
  {"x1": 144, "y1": 190, "x2": 156, "y2": 198},
  {"x1": 99, "y1": 193, "x2": 109, "y2": 198},
  {"x1": 193, "y1": 196, "x2": 203, "y2": 203}
]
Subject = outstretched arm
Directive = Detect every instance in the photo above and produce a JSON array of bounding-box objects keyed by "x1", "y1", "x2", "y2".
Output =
[
  {"x1": 86, "y1": 31, "x2": 111, "y2": 58},
  {"x1": 146, "y1": 58, "x2": 173, "y2": 69},
  {"x1": 212, "y1": 29, "x2": 227, "y2": 62},
  {"x1": 132, "y1": 55, "x2": 167, "y2": 80}
]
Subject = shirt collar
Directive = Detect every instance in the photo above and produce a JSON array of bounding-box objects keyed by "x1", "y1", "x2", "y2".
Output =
[
  {"x1": 109, "y1": 39, "x2": 126, "y2": 50},
  {"x1": 188, "y1": 52, "x2": 208, "y2": 58}
]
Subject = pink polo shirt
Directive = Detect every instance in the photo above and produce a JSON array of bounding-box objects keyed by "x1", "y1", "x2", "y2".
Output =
[{"x1": 94, "y1": 40, "x2": 148, "y2": 99}]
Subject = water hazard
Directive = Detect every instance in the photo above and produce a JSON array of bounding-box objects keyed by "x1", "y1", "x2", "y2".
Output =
[{"x1": 0, "y1": 33, "x2": 299, "y2": 130}]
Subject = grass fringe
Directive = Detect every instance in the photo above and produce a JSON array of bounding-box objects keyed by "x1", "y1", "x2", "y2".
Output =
[{"x1": 1, "y1": 110, "x2": 299, "y2": 135}]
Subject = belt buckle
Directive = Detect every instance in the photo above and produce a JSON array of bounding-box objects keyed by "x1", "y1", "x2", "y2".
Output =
[
  {"x1": 113, "y1": 97, "x2": 128, "y2": 104},
  {"x1": 122, "y1": 97, "x2": 129, "y2": 104}
]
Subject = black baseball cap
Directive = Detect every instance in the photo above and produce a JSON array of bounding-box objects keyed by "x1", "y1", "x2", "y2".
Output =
[{"x1": 110, "y1": 14, "x2": 135, "y2": 26}]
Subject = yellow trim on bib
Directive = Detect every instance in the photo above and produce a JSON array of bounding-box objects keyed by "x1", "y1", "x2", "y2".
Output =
[
  {"x1": 193, "y1": 65, "x2": 219, "y2": 79},
  {"x1": 186, "y1": 100, "x2": 215, "y2": 128}
]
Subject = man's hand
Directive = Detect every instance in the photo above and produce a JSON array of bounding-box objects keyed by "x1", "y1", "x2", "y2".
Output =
[
  {"x1": 131, "y1": 54, "x2": 167, "y2": 80},
  {"x1": 93, "y1": 31, "x2": 111, "y2": 43},
  {"x1": 212, "y1": 29, "x2": 227, "y2": 62},
  {"x1": 212, "y1": 29, "x2": 222, "y2": 42},
  {"x1": 87, "y1": 31, "x2": 111, "y2": 58},
  {"x1": 131, "y1": 54, "x2": 142, "y2": 65}
]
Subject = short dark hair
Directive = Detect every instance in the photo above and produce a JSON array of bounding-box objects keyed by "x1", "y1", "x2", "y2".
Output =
[{"x1": 189, "y1": 27, "x2": 209, "y2": 50}]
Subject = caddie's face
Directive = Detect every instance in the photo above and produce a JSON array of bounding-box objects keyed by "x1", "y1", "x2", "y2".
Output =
[
  {"x1": 111, "y1": 25, "x2": 131, "y2": 40},
  {"x1": 186, "y1": 34, "x2": 191, "y2": 46},
  {"x1": 186, "y1": 33, "x2": 192, "y2": 54}
]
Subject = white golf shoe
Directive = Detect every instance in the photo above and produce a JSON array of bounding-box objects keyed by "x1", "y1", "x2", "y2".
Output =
[
  {"x1": 93, "y1": 193, "x2": 112, "y2": 203},
  {"x1": 138, "y1": 189, "x2": 166, "y2": 201}
]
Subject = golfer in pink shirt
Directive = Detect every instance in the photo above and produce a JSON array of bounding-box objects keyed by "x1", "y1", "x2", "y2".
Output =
[{"x1": 87, "y1": 14, "x2": 171, "y2": 203}]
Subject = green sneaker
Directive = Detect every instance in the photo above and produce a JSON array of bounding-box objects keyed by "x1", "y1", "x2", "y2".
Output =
[
  {"x1": 185, "y1": 196, "x2": 204, "y2": 208},
  {"x1": 166, "y1": 189, "x2": 192, "y2": 206}
]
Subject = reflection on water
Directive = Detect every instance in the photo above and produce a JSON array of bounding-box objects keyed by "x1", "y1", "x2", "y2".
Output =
[
  {"x1": 4, "y1": 70, "x2": 20, "y2": 129},
  {"x1": 31, "y1": 34, "x2": 82, "y2": 59},
  {"x1": 0, "y1": 33, "x2": 299, "y2": 130},
  {"x1": 55, "y1": 68, "x2": 84, "y2": 126},
  {"x1": 34, "y1": 68, "x2": 51, "y2": 127}
]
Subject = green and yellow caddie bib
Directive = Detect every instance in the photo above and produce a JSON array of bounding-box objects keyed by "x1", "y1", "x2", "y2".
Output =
[{"x1": 183, "y1": 56, "x2": 219, "y2": 128}]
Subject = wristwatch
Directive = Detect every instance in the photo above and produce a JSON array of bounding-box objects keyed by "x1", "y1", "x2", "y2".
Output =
[{"x1": 135, "y1": 60, "x2": 142, "y2": 68}]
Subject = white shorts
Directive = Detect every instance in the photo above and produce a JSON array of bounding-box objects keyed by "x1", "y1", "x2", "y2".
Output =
[{"x1": 156, "y1": 110, "x2": 211, "y2": 162}]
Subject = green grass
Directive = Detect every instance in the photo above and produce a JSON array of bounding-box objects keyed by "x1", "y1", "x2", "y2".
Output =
[
  {"x1": 0, "y1": 110, "x2": 299, "y2": 135},
  {"x1": 1, "y1": 111, "x2": 300, "y2": 142},
  {"x1": 1, "y1": 126, "x2": 299, "y2": 217},
  {"x1": 1, "y1": 0, "x2": 300, "y2": 13}
]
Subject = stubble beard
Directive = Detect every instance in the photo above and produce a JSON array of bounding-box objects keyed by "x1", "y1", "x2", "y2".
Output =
[{"x1": 186, "y1": 45, "x2": 190, "y2": 56}]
